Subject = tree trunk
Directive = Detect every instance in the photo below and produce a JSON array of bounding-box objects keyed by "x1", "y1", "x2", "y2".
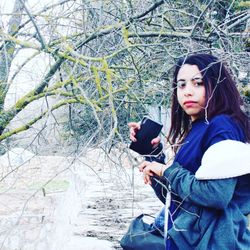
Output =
[{"x1": 0, "y1": 0, "x2": 26, "y2": 111}]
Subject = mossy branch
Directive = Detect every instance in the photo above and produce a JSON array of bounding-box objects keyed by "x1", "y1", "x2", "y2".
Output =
[{"x1": 0, "y1": 80, "x2": 133, "y2": 141}]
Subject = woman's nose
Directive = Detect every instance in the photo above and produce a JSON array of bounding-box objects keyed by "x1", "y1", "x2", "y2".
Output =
[{"x1": 183, "y1": 84, "x2": 194, "y2": 96}]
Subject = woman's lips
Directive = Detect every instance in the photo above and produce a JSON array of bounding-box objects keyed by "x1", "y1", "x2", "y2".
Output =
[{"x1": 183, "y1": 101, "x2": 198, "y2": 107}]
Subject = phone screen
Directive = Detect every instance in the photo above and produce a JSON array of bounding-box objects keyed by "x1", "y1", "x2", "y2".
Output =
[{"x1": 129, "y1": 117, "x2": 163, "y2": 155}]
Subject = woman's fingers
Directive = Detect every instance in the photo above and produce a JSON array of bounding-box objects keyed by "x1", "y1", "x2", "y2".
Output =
[
  {"x1": 139, "y1": 161, "x2": 167, "y2": 179},
  {"x1": 144, "y1": 166, "x2": 154, "y2": 176},
  {"x1": 128, "y1": 122, "x2": 140, "y2": 128},
  {"x1": 128, "y1": 122, "x2": 140, "y2": 142},
  {"x1": 143, "y1": 173, "x2": 152, "y2": 185},
  {"x1": 139, "y1": 161, "x2": 158, "y2": 185},
  {"x1": 151, "y1": 136, "x2": 161, "y2": 147},
  {"x1": 139, "y1": 161, "x2": 148, "y2": 172}
]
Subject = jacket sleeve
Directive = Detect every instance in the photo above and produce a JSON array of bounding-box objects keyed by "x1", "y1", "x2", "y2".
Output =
[
  {"x1": 163, "y1": 162, "x2": 237, "y2": 209},
  {"x1": 144, "y1": 143, "x2": 167, "y2": 204},
  {"x1": 144, "y1": 143, "x2": 166, "y2": 164},
  {"x1": 150, "y1": 176, "x2": 168, "y2": 204}
]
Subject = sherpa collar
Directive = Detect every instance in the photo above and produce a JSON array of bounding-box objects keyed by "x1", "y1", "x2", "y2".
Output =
[{"x1": 195, "y1": 140, "x2": 250, "y2": 180}]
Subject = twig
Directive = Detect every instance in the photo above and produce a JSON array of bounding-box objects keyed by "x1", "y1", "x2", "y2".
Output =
[
  {"x1": 19, "y1": 0, "x2": 46, "y2": 49},
  {"x1": 190, "y1": 0, "x2": 214, "y2": 37}
]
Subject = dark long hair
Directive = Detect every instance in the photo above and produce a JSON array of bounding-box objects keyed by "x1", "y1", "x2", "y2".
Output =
[{"x1": 167, "y1": 53, "x2": 250, "y2": 146}]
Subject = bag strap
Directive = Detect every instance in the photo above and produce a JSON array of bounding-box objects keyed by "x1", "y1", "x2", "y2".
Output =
[
  {"x1": 141, "y1": 214, "x2": 165, "y2": 237},
  {"x1": 142, "y1": 213, "x2": 155, "y2": 219}
]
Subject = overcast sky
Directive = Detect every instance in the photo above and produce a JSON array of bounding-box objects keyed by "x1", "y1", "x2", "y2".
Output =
[
  {"x1": 0, "y1": 0, "x2": 54, "y2": 26},
  {"x1": 0, "y1": 0, "x2": 53, "y2": 108}
]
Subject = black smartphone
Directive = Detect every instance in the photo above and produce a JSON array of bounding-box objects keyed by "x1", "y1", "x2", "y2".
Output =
[{"x1": 129, "y1": 117, "x2": 163, "y2": 155}]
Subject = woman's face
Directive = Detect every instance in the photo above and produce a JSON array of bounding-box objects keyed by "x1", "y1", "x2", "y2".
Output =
[{"x1": 176, "y1": 64, "x2": 206, "y2": 121}]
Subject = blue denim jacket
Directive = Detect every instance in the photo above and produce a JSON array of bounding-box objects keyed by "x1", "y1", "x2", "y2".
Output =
[{"x1": 152, "y1": 162, "x2": 250, "y2": 250}]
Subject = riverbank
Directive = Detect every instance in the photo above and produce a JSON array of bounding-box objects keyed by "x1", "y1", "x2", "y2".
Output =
[{"x1": 0, "y1": 148, "x2": 162, "y2": 249}]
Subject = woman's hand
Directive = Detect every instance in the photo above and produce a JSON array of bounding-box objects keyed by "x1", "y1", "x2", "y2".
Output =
[
  {"x1": 128, "y1": 122, "x2": 141, "y2": 142},
  {"x1": 128, "y1": 122, "x2": 161, "y2": 146},
  {"x1": 139, "y1": 161, "x2": 168, "y2": 185}
]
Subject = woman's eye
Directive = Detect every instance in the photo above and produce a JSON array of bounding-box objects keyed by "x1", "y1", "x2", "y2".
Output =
[
  {"x1": 177, "y1": 81, "x2": 186, "y2": 88},
  {"x1": 193, "y1": 78, "x2": 203, "y2": 86}
]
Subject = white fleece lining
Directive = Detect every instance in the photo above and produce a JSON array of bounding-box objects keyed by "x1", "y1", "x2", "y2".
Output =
[{"x1": 195, "y1": 140, "x2": 250, "y2": 180}]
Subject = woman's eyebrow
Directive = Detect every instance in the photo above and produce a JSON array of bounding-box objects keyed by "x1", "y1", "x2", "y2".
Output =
[
  {"x1": 192, "y1": 76, "x2": 203, "y2": 80},
  {"x1": 177, "y1": 77, "x2": 202, "y2": 82}
]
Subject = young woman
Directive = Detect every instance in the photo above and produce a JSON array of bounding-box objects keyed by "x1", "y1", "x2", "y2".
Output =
[{"x1": 129, "y1": 53, "x2": 250, "y2": 249}]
